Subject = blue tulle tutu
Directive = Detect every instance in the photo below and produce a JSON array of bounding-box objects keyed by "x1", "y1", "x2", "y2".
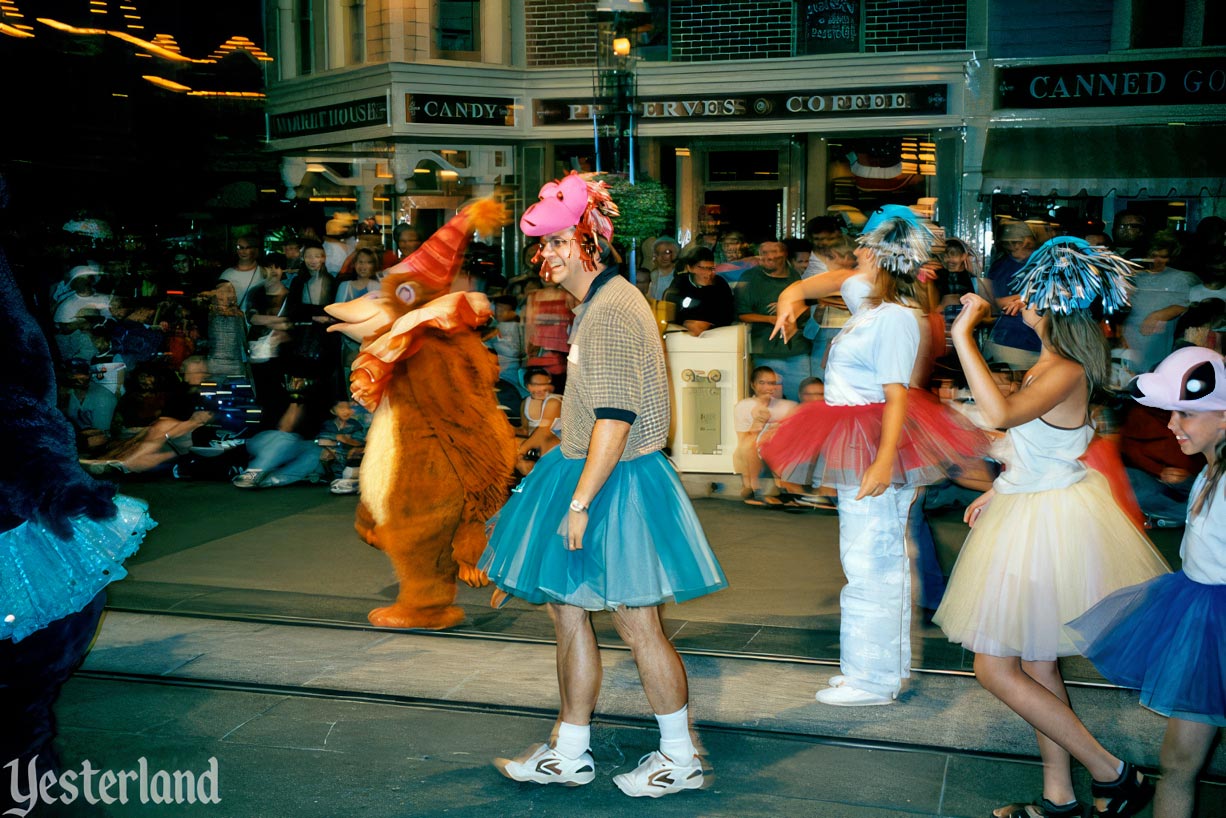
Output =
[
  {"x1": 479, "y1": 449, "x2": 727, "y2": 610},
  {"x1": 1, "y1": 494, "x2": 155, "y2": 643},
  {"x1": 1067, "y1": 571, "x2": 1226, "y2": 726}
]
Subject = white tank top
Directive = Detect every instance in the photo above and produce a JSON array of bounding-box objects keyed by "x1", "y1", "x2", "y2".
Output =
[{"x1": 992, "y1": 416, "x2": 1093, "y2": 495}]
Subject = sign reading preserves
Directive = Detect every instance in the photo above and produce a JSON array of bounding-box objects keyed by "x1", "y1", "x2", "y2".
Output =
[
  {"x1": 535, "y1": 84, "x2": 946, "y2": 125},
  {"x1": 997, "y1": 58, "x2": 1226, "y2": 109}
]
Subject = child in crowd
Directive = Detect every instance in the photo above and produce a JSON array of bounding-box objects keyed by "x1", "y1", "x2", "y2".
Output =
[
  {"x1": 516, "y1": 367, "x2": 561, "y2": 476},
  {"x1": 489, "y1": 295, "x2": 526, "y2": 396},
  {"x1": 934, "y1": 237, "x2": 1170, "y2": 818},
  {"x1": 316, "y1": 399, "x2": 366, "y2": 495},
  {"x1": 734, "y1": 366, "x2": 796, "y2": 506},
  {"x1": 203, "y1": 280, "x2": 247, "y2": 380},
  {"x1": 1068, "y1": 346, "x2": 1226, "y2": 818}
]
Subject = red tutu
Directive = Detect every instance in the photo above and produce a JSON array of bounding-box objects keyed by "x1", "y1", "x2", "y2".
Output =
[{"x1": 761, "y1": 389, "x2": 989, "y2": 490}]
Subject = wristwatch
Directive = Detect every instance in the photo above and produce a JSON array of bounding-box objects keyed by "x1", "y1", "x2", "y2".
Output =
[{"x1": 569, "y1": 499, "x2": 588, "y2": 513}]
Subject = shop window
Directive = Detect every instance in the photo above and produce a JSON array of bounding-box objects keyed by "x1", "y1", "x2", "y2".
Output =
[
  {"x1": 436, "y1": 0, "x2": 481, "y2": 60},
  {"x1": 344, "y1": 0, "x2": 365, "y2": 65},
  {"x1": 826, "y1": 135, "x2": 935, "y2": 218},
  {"x1": 707, "y1": 151, "x2": 779, "y2": 183},
  {"x1": 296, "y1": 0, "x2": 314, "y2": 75},
  {"x1": 627, "y1": 0, "x2": 671, "y2": 62},
  {"x1": 1128, "y1": 0, "x2": 1222, "y2": 48},
  {"x1": 1204, "y1": 2, "x2": 1225, "y2": 45},
  {"x1": 1131, "y1": 0, "x2": 1184, "y2": 49}
]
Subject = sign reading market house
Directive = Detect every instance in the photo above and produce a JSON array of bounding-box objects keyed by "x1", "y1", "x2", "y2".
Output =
[
  {"x1": 269, "y1": 97, "x2": 389, "y2": 138},
  {"x1": 997, "y1": 57, "x2": 1226, "y2": 109},
  {"x1": 406, "y1": 93, "x2": 517, "y2": 126},
  {"x1": 535, "y1": 84, "x2": 946, "y2": 126}
]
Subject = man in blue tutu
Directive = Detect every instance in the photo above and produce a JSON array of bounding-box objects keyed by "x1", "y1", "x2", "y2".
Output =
[{"x1": 480, "y1": 172, "x2": 728, "y2": 798}]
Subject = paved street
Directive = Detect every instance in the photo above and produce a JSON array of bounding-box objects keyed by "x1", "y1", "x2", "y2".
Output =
[{"x1": 21, "y1": 479, "x2": 1223, "y2": 817}]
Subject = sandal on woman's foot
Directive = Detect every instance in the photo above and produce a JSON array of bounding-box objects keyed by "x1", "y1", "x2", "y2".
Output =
[
  {"x1": 742, "y1": 488, "x2": 765, "y2": 506},
  {"x1": 1090, "y1": 762, "x2": 1153, "y2": 817},
  {"x1": 992, "y1": 799, "x2": 1085, "y2": 818}
]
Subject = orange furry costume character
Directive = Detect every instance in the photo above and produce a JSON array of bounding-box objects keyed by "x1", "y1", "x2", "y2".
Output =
[{"x1": 326, "y1": 198, "x2": 516, "y2": 629}]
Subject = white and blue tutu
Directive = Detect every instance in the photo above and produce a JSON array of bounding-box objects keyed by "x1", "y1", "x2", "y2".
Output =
[
  {"x1": 0, "y1": 495, "x2": 155, "y2": 643},
  {"x1": 479, "y1": 448, "x2": 727, "y2": 610},
  {"x1": 1067, "y1": 571, "x2": 1226, "y2": 726}
]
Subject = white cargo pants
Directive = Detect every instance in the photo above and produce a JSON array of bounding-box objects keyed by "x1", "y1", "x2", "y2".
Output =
[{"x1": 834, "y1": 486, "x2": 917, "y2": 698}]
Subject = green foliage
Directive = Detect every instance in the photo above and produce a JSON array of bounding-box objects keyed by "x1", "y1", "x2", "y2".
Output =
[{"x1": 600, "y1": 175, "x2": 674, "y2": 243}]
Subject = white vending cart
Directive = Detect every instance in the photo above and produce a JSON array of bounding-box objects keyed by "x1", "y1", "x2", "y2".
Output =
[{"x1": 663, "y1": 323, "x2": 748, "y2": 474}]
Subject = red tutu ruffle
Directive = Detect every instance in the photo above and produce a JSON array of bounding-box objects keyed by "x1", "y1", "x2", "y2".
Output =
[{"x1": 761, "y1": 389, "x2": 989, "y2": 490}]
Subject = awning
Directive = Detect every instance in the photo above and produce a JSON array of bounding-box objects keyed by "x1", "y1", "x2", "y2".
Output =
[{"x1": 980, "y1": 123, "x2": 1226, "y2": 198}]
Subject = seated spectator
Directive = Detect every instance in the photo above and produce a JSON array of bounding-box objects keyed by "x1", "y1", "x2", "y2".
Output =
[
  {"x1": 101, "y1": 296, "x2": 164, "y2": 367},
  {"x1": 54, "y1": 319, "x2": 99, "y2": 363},
  {"x1": 52, "y1": 266, "x2": 112, "y2": 324},
  {"x1": 59, "y1": 358, "x2": 117, "y2": 455},
  {"x1": 733, "y1": 366, "x2": 797, "y2": 506},
  {"x1": 663, "y1": 248, "x2": 736, "y2": 337},
  {"x1": 797, "y1": 376, "x2": 825, "y2": 404},
  {"x1": 516, "y1": 367, "x2": 562, "y2": 476},
  {"x1": 232, "y1": 381, "x2": 329, "y2": 489},
  {"x1": 80, "y1": 356, "x2": 216, "y2": 475},
  {"x1": 1119, "y1": 401, "x2": 1203, "y2": 526},
  {"x1": 153, "y1": 297, "x2": 199, "y2": 369},
  {"x1": 317, "y1": 399, "x2": 367, "y2": 495}
]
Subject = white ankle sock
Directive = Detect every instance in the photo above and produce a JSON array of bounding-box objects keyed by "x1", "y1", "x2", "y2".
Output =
[
  {"x1": 655, "y1": 706, "x2": 696, "y2": 761},
  {"x1": 554, "y1": 722, "x2": 589, "y2": 759}
]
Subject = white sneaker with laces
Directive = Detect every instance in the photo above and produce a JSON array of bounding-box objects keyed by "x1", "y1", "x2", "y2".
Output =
[
  {"x1": 231, "y1": 469, "x2": 264, "y2": 489},
  {"x1": 613, "y1": 751, "x2": 704, "y2": 798},
  {"x1": 330, "y1": 478, "x2": 360, "y2": 495},
  {"x1": 494, "y1": 743, "x2": 595, "y2": 787},
  {"x1": 815, "y1": 685, "x2": 895, "y2": 707}
]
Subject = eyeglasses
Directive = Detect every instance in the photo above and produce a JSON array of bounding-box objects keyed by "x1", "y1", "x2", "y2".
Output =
[
  {"x1": 692, "y1": 265, "x2": 716, "y2": 272},
  {"x1": 235, "y1": 245, "x2": 256, "y2": 250},
  {"x1": 1119, "y1": 223, "x2": 1143, "y2": 230}
]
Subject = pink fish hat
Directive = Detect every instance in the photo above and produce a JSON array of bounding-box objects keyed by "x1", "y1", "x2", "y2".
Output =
[
  {"x1": 1132, "y1": 346, "x2": 1226, "y2": 412},
  {"x1": 520, "y1": 172, "x2": 619, "y2": 271}
]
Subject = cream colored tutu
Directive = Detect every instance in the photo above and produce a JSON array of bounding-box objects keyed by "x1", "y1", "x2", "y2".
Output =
[{"x1": 933, "y1": 471, "x2": 1169, "y2": 661}]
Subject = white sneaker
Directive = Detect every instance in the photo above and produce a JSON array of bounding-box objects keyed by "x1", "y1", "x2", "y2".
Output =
[
  {"x1": 494, "y1": 743, "x2": 595, "y2": 787},
  {"x1": 330, "y1": 478, "x2": 359, "y2": 495},
  {"x1": 231, "y1": 469, "x2": 264, "y2": 489},
  {"x1": 815, "y1": 685, "x2": 895, "y2": 707},
  {"x1": 612, "y1": 751, "x2": 704, "y2": 798}
]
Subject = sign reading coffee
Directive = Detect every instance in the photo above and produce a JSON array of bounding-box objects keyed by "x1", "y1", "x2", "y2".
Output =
[
  {"x1": 535, "y1": 84, "x2": 946, "y2": 125},
  {"x1": 406, "y1": 94, "x2": 517, "y2": 126},
  {"x1": 270, "y1": 97, "x2": 389, "y2": 138},
  {"x1": 798, "y1": 0, "x2": 861, "y2": 56},
  {"x1": 998, "y1": 57, "x2": 1226, "y2": 109}
]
